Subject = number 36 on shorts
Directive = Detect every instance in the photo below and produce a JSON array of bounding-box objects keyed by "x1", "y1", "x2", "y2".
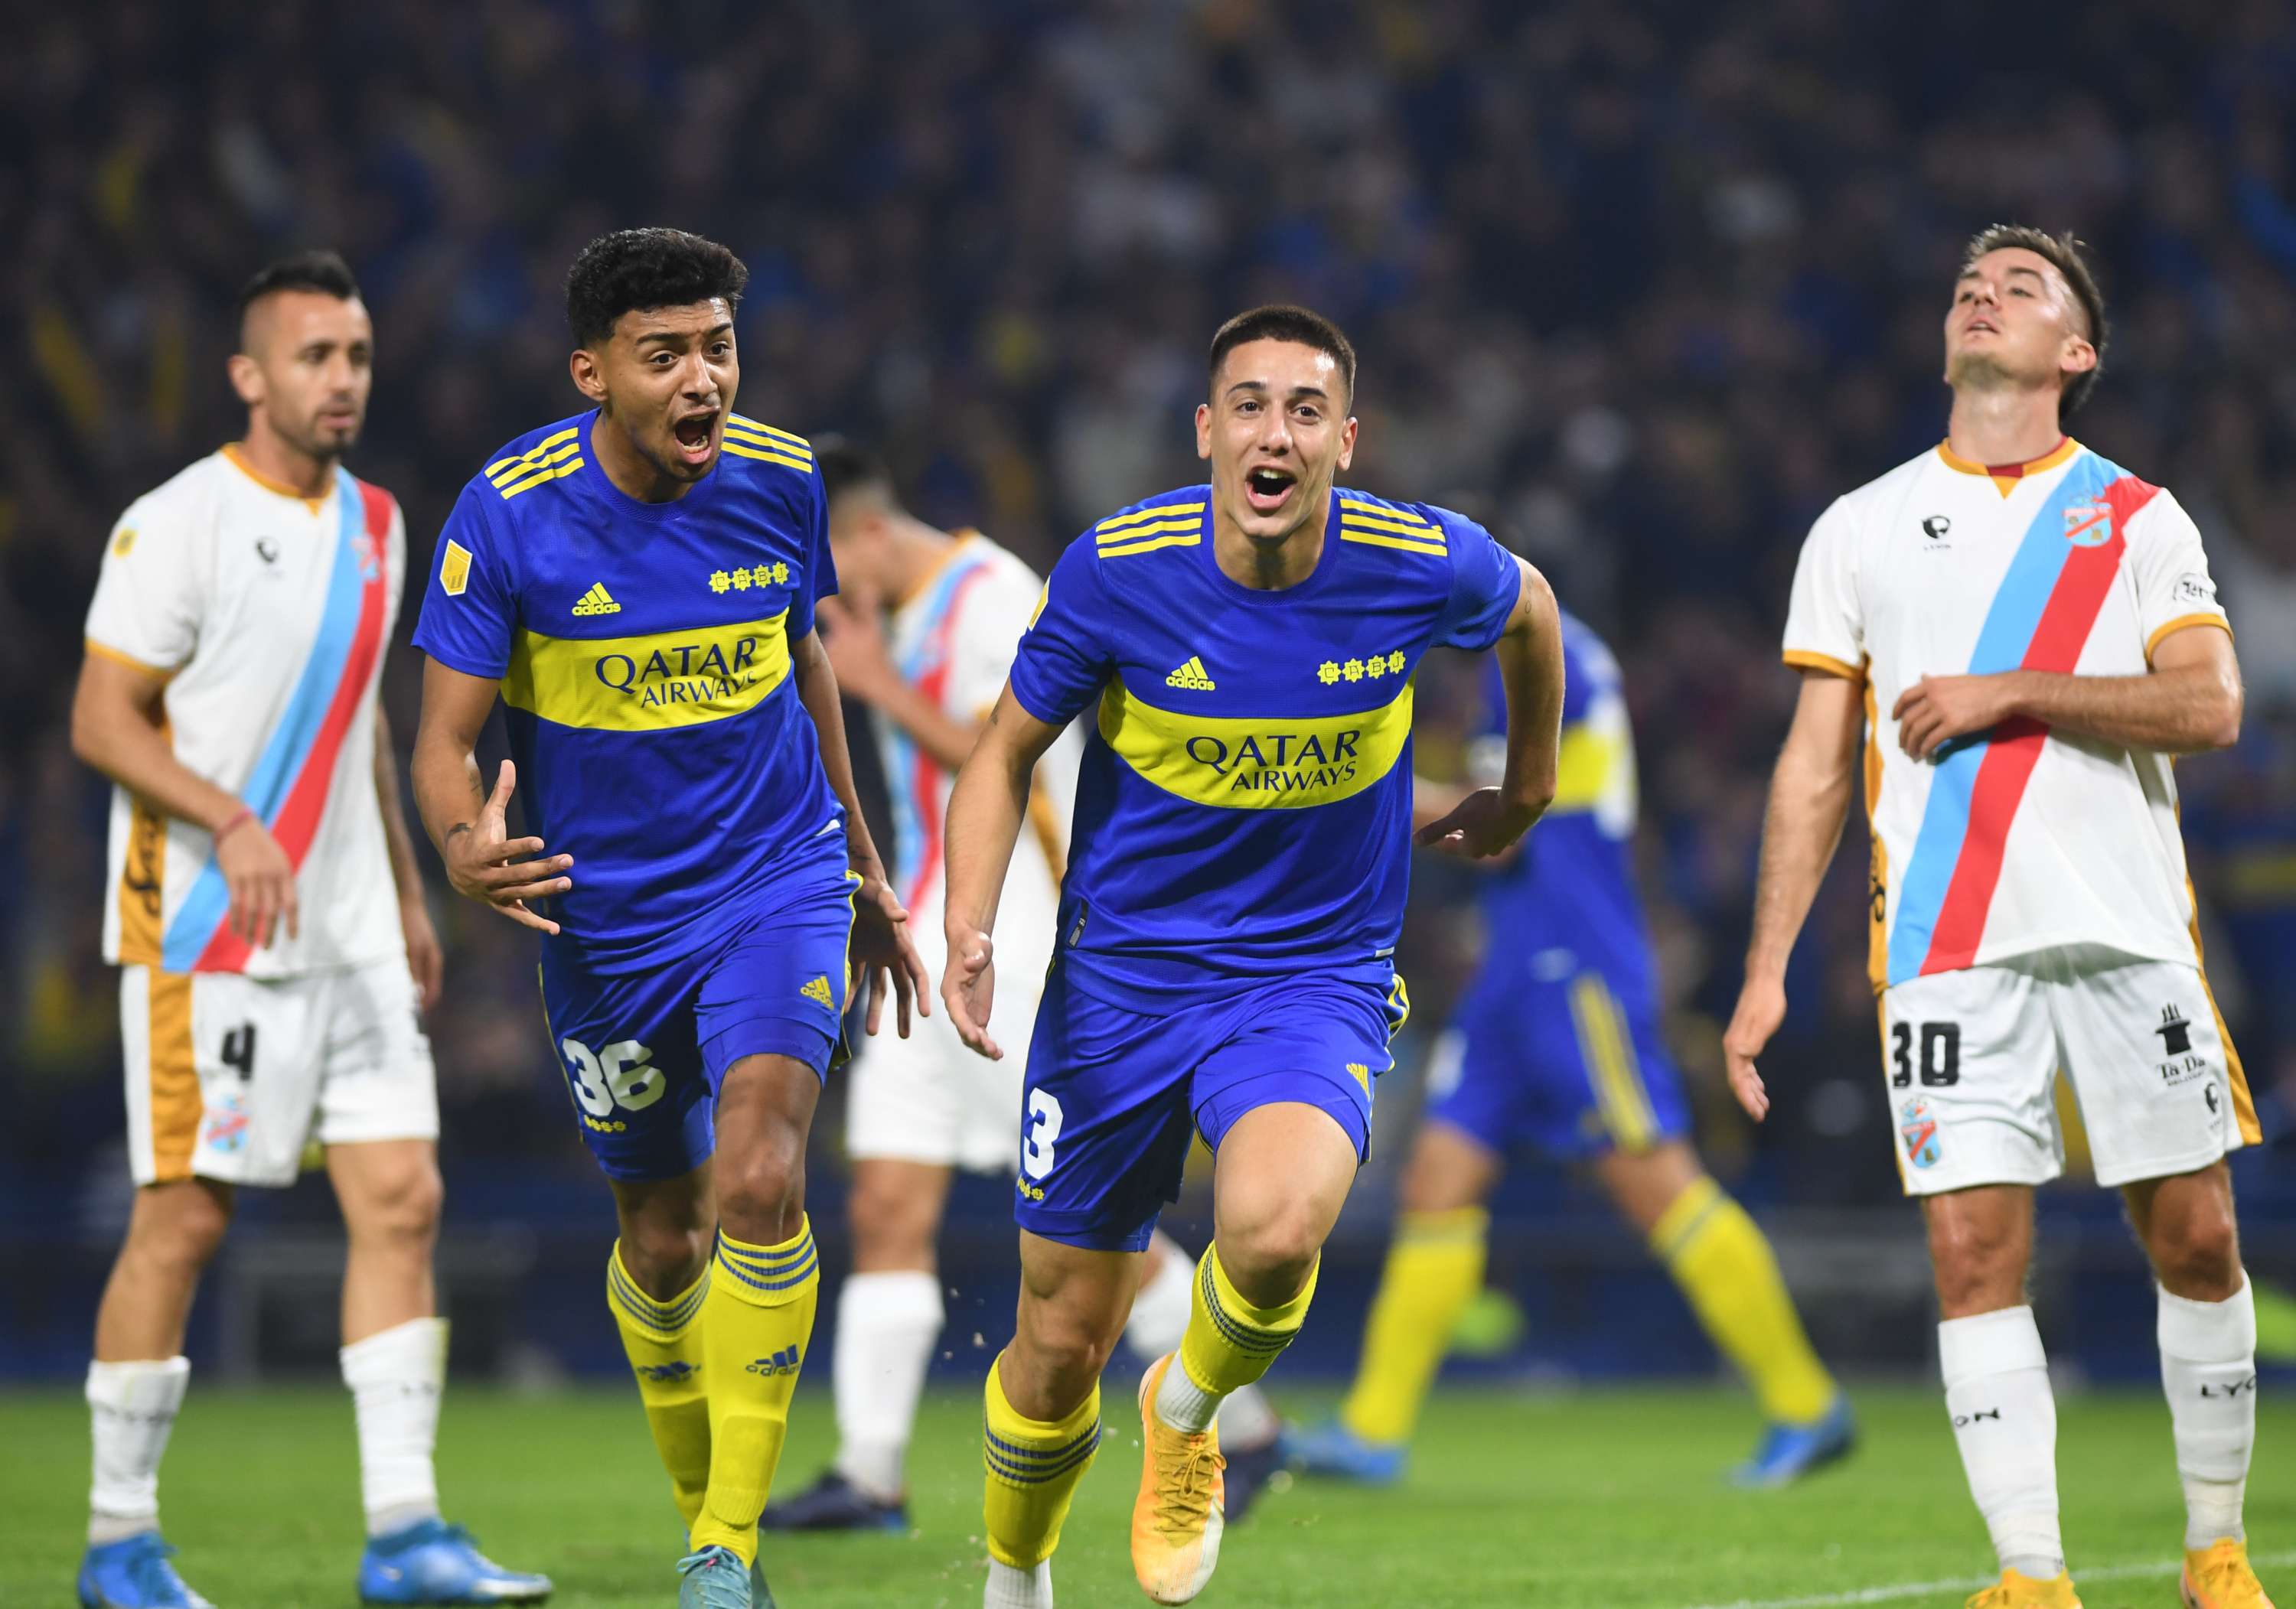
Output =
[{"x1": 562, "y1": 1036, "x2": 666, "y2": 1116}]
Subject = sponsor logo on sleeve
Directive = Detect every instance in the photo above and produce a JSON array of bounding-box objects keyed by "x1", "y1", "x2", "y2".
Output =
[
  {"x1": 440, "y1": 540, "x2": 472, "y2": 596},
  {"x1": 2174, "y1": 572, "x2": 2217, "y2": 604}
]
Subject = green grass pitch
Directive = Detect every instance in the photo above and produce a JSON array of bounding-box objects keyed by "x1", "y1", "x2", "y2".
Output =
[{"x1": 2, "y1": 1383, "x2": 2288, "y2": 1608}]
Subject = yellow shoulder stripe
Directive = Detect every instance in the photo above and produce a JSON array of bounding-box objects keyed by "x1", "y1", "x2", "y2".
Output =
[
  {"x1": 487, "y1": 427, "x2": 581, "y2": 478},
  {"x1": 497, "y1": 454, "x2": 585, "y2": 500},
  {"x1": 1096, "y1": 502, "x2": 1205, "y2": 533},
  {"x1": 1339, "y1": 497, "x2": 1428, "y2": 526},
  {"x1": 722, "y1": 441, "x2": 814, "y2": 473},
  {"x1": 1097, "y1": 518, "x2": 1200, "y2": 543},
  {"x1": 1341, "y1": 511, "x2": 1444, "y2": 540},
  {"x1": 1099, "y1": 533, "x2": 1201, "y2": 557},
  {"x1": 491, "y1": 439, "x2": 581, "y2": 489},
  {"x1": 1341, "y1": 529, "x2": 1447, "y2": 555},
  {"x1": 728, "y1": 416, "x2": 811, "y2": 451}
]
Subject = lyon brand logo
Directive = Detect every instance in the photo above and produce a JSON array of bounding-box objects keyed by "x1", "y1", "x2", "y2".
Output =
[{"x1": 1921, "y1": 515, "x2": 1951, "y2": 540}]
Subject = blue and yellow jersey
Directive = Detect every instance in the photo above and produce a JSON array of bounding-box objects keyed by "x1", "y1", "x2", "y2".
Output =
[
  {"x1": 412, "y1": 411, "x2": 842, "y2": 969},
  {"x1": 1469, "y1": 611, "x2": 1649, "y2": 980},
  {"x1": 1009, "y1": 484, "x2": 1521, "y2": 1009}
]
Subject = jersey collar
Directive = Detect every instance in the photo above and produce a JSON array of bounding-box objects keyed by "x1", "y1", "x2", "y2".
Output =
[
  {"x1": 221, "y1": 442, "x2": 333, "y2": 513},
  {"x1": 1935, "y1": 436, "x2": 2079, "y2": 497}
]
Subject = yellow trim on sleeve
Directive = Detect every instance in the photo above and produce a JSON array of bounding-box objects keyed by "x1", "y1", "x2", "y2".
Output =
[
  {"x1": 1339, "y1": 529, "x2": 1448, "y2": 555},
  {"x1": 721, "y1": 441, "x2": 814, "y2": 473},
  {"x1": 2144, "y1": 613, "x2": 2232, "y2": 665},
  {"x1": 85, "y1": 637, "x2": 177, "y2": 679},
  {"x1": 1782, "y1": 649, "x2": 1863, "y2": 682}
]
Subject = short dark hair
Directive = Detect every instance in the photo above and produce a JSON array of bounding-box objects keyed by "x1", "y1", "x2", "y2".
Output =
[
  {"x1": 565, "y1": 228, "x2": 748, "y2": 348},
  {"x1": 1208, "y1": 305, "x2": 1358, "y2": 406},
  {"x1": 1959, "y1": 224, "x2": 2109, "y2": 416},
  {"x1": 812, "y1": 435, "x2": 900, "y2": 510},
  {"x1": 236, "y1": 249, "x2": 360, "y2": 347}
]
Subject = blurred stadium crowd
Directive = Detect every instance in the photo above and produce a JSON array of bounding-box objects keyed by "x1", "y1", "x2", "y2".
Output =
[{"x1": 8, "y1": 0, "x2": 2296, "y2": 1249}]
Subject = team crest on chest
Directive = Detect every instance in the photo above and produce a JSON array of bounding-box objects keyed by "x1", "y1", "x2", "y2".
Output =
[{"x1": 2063, "y1": 498, "x2": 2113, "y2": 547}]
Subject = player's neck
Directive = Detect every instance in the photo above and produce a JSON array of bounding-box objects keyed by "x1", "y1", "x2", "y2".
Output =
[
  {"x1": 589, "y1": 411, "x2": 702, "y2": 503},
  {"x1": 236, "y1": 415, "x2": 338, "y2": 500},
  {"x1": 1212, "y1": 488, "x2": 1327, "y2": 591},
  {"x1": 1944, "y1": 383, "x2": 2066, "y2": 471},
  {"x1": 886, "y1": 516, "x2": 960, "y2": 607}
]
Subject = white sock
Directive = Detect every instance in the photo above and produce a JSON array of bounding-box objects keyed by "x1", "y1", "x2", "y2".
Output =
[
  {"x1": 341, "y1": 1317, "x2": 447, "y2": 1536},
  {"x1": 87, "y1": 1357, "x2": 190, "y2": 1544},
  {"x1": 1939, "y1": 1308, "x2": 2063, "y2": 1581},
  {"x1": 1126, "y1": 1248, "x2": 1194, "y2": 1358},
  {"x1": 1154, "y1": 1354, "x2": 1221, "y2": 1435},
  {"x1": 833, "y1": 1271, "x2": 944, "y2": 1503},
  {"x1": 2159, "y1": 1278, "x2": 2257, "y2": 1549},
  {"x1": 984, "y1": 1558, "x2": 1052, "y2": 1609}
]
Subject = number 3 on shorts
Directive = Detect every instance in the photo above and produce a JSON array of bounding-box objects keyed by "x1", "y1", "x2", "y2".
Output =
[
  {"x1": 562, "y1": 1036, "x2": 665, "y2": 1116},
  {"x1": 1022, "y1": 1088, "x2": 1063, "y2": 1180}
]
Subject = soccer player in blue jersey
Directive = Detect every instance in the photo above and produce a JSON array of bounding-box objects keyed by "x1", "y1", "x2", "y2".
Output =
[
  {"x1": 937, "y1": 305, "x2": 1567, "y2": 1609},
  {"x1": 1284, "y1": 624, "x2": 1852, "y2": 1490},
  {"x1": 409, "y1": 229, "x2": 926, "y2": 1609}
]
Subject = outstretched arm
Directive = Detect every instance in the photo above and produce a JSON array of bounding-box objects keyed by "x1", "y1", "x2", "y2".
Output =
[
  {"x1": 1892, "y1": 623, "x2": 2240, "y2": 759},
  {"x1": 789, "y1": 626, "x2": 929, "y2": 1036},
  {"x1": 1721, "y1": 670, "x2": 1867, "y2": 1119},
  {"x1": 941, "y1": 686, "x2": 1066, "y2": 1059},
  {"x1": 1415, "y1": 555, "x2": 1565, "y2": 858},
  {"x1": 409, "y1": 657, "x2": 572, "y2": 934}
]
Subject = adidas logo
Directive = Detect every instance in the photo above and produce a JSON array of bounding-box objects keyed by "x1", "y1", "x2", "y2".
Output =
[
  {"x1": 1166, "y1": 655, "x2": 1216, "y2": 691},
  {"x1": 1346, "y1": 1062, "x2": 1371, "y2": 1094},
  {"x1": 746, "y1": 1346, "x2": 801, "y2": 1377},
  {"x1": 800, "y1": 975, "x2": 835, "y2": 1007},
  {"x1": 634, "y1": 1360, "x2": 697, "y2": 1383},
  {"x1": 572, "y1": 582, "x2": 621, "y2": 616}
]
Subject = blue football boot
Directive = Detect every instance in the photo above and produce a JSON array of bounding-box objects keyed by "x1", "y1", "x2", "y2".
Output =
[
  {"x1": 1277, "y1": 1417, "x2": 1406, "y2": 1486},
  {"x1": 758, "y1": 1470, "x2": 907, "y2": 1532},
  {"x1": 358, "y1": 1518, "x2": 553, "y2": 1603},
  {"x1": 1730, "y1": 1392, "x2": 1857, "y2": 1488},
  {"x1": 676, "y1": 1545, "x2": 751, "y2": 1609},
  {"x1": 1220, "y1": 1432, "x2": 1286, "y2": 1523},
  {"x1": 77, "y1": 1532, "x2": 214, "y2": 1609}
]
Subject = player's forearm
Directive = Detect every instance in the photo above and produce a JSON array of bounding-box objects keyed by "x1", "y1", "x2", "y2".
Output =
[
  {"x1": 71, "y1": 679, "x2": 242, "y2": 831},
  {"x1": 869, "y1": 675, "x2": 985, "y2": 773},
  {"x1": 1743, "y1": 744, "x2": 1855, "y2": 985},
  {"x1": 943, "y1": 751, "x2": 1029, "y2": 938},
  {"x1": 373, "y1": 710, "x2": 428, "y2": 901},
  {"x1": 409, "y1": 720, "x2": 488, "y2": 858},
  {"x1": 793, "y1": 632, "x2": 890, "y2": 881},
  {"x1": 1495, "y1": 561, "x2": 1565, "y2": 812},
  {"x1": 1998, "y1": 661, "x2": 2241, "y2": 752}
]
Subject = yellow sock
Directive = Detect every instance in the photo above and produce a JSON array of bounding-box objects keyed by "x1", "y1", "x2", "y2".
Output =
[
  {"x1": 1652, "y1": 1177, "x2": 1835, "y2": 1425},
  {"x1": 605, "y1": 1243, "x2": 713, "y2": 1529},
  {"x1": 981, "y1": 1354, "x2": 1101, "y2": 1568},
  {"x1": 1340, "y1": 1207, "x2": 1488, "y2": 1445},
  {"x1": 1176, "y1": 1243, "x2": 1318, "y2": 1399},
  {"x1": 690, "y1": 1220, "x2": 820, "y2": 1564}
]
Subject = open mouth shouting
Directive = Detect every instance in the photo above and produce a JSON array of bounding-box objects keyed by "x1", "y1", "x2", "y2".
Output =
[
  {"x1": 670, "y1": 407, "x2": 720, "y2": 465},
  {"x1": 1244, "y1": 464, "x2": 1297, "y2": 515}
]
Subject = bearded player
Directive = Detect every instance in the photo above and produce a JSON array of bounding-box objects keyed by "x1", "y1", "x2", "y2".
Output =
[
  {"x1": 1726, "y1": 226, "x2": 2271, "y2": 1609},
  {"x1": 758, "y1": 443, "x2": 1283, "y2": 1534},
  {"x1": 939, "y1": 305, "x2": 1565, "y2": 1608},
  {"x1": 410, "y1": 230, "x2": 926, "y2": 1609},
  {"x1": 70, "y1": 252, "x2": 547, "y2": 1609}
]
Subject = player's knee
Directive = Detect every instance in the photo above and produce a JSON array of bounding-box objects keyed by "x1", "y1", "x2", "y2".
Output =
[
  {"x1": 1215, "y1": 1215, "x2": 1322, "y2": 1303},
  {"x1": 2151, "y1": 1212, "x2": 2241, "y2": 1299},
  {"x1": 129, "y1": 1181, "x2": 233, "y2": 1272},
  {"x1": 358, "y1": 1158, "x2": 445, "y2": 1247},
  {"x1": 717, "y1": 1149, "x2": 807, "y2": 1244}
]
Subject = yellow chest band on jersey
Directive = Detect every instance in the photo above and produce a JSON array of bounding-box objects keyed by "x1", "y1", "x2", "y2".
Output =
[
  {"x1": 501, "y1": 610, "x2": 792, "y2": 730},
  {"x1": 1097, "y1": 677, "x2": 1413, "y2": 809}
]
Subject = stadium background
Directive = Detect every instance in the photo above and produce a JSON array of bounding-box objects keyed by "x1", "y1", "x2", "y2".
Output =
[{"x1": 5, "y1": 0, "x2": 2296, "y2": 1394}]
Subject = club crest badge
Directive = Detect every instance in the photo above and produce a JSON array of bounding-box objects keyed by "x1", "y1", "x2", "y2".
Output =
[
  {"x1": 2063, "y1": 499, "x2": 2112, "y2": 547},
  {"x1": 1900, "y1": 1097, "x2": 1942, "y2": 1169}
]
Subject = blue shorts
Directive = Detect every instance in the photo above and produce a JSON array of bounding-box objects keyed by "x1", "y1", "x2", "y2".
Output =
[
  {"x1": 1424, "y1": 959, "x2": 1689, "y2": 1160},
  {"x1": 539, "y1": 868, "x2": 859, "y2": 1182},
  {"x1": 1015, "y1": 966, "x2": 1410, "y2": 1252}
]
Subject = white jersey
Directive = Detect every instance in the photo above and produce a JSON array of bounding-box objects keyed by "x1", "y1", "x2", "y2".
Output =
[
  {"x1": 1782, "y1": 439, "x2": 2231, "y2": 990},
  {"x1": 86, "y1": 447, "x2": 408, "y2": 979},
  {"x1": 874, "y1": 532, "x2": 1077, "y2": 973}
]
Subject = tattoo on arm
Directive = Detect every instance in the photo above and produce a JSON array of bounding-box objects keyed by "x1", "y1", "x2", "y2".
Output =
[{"x1": 445, "y1": 823, "x2": 471, "y2": 842}]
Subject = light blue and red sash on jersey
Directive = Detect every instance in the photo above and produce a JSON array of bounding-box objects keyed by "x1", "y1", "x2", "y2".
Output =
[
  {"x1": 162, "y1": 469, "x2": 393, "y2": 972},
  {"x1": 885, "y1": 547, "x2": 995, "y2": 907},
  {"x1": 1885, "y1": 450, "x2": 2157, "y2": 984}
]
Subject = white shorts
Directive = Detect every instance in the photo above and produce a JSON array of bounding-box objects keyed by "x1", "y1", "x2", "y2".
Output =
[
  {"x1": 122, "y1": 955, "x2": 439, "y2": 1189},
  {"x1": 1880, "y1": 945, "x2": 2255, "y2": 1194},
  {"x1": 844, "y1": 964, "x2": 1039, "y2": 1175}
]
